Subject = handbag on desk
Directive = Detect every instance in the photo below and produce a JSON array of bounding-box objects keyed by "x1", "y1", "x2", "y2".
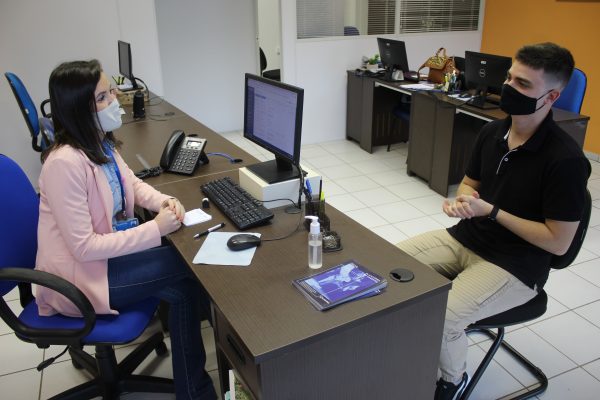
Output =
[{"x1": 417, "y1": 48, "x2": 459, "y2": 84}]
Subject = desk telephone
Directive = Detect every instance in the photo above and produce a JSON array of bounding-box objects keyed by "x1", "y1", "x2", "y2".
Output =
[{"x1": 160, "y1": 130, "x2": 209, "y2": 175}]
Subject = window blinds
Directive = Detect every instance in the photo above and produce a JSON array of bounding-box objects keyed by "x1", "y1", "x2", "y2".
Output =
[
  {"x1": 368, "y1": 0, "x2": 396, "y2": 35},
  {"x1": 399, "y1": 0, "x2": 480, "y2": 33}
]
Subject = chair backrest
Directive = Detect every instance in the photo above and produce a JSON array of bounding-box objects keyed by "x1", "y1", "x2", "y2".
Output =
[
  {"x1": 259, "y1": 47, "x2": 267, "y2": 73},
  {"x1": 554, "y1": 68, "x2": 587, "y2": 114},
  {"x1": 5, "y1": 72, "x2": 40, "y2": 139},
  {"x1": 344, "y1": 26, "x2": 360, "y2": 36},
  {"x1": 550, "y1": 189, "x2": 592, "y2": 269},
  {"x1": 0, "y1": 154, "x2": 39, "y2": 297}
]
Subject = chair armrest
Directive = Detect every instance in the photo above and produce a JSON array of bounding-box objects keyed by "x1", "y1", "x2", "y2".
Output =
[
  {"x1": 40, "y1": 99, "x2": 51, "y2": 118},
  {"x1": 0, "y1": 268, "x2": 96, "y2": 345}
]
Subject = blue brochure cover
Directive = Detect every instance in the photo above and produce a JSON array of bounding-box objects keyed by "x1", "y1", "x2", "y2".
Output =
[{"x1": 293, "y1": 260, "x2": 387, "y2": 311}]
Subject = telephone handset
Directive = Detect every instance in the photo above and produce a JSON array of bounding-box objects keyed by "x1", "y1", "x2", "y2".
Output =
[{"x1": 160, "y1": 130, "x2": 209, "y2": 175}]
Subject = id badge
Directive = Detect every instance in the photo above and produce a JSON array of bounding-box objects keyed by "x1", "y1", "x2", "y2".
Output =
[{"x1": 113, "y1": 217, "x2": 139, "y2": 232}]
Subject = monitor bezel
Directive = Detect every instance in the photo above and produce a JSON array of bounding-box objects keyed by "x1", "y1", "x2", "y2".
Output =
[
  {"x1": 243, "y1": 73, "x2": 304, "y2": 182},
  {"x1": 118, "y1": 40, "x2": 138, "y2": 90}
]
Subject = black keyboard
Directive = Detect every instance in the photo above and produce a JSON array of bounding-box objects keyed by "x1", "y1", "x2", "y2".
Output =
[{"x1": 201, "y1": 177, "x2": 274, "y2": 230}]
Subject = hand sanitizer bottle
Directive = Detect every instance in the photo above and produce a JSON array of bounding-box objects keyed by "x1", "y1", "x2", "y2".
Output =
[{"x1": 305, "y1": 216, "x2": 323, "y2": 269}]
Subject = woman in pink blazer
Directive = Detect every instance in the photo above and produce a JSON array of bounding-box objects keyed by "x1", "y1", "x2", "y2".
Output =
[{"x1": 36, "y1": 59, "x2": 216, "y2": 400}]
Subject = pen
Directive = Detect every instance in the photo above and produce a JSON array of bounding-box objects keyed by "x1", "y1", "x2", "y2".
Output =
[
  {"x1": 193, "y1": 222, "x2": 225, "y2": 239},
  {"x1": 306, "y1": 180, "x2": 313, "y2": 195}
]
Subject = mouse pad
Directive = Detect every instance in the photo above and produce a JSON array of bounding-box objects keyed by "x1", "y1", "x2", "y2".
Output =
[{"x1": 193, "y1": 232, "x2": 261, "y2": 266}]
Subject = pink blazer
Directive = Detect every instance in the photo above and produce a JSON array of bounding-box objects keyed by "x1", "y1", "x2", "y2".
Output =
[{"x1": 35, "y1": 145, "x2": 171, "y2": 317}]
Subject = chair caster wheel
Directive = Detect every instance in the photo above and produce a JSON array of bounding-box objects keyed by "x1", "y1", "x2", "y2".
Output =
[{"x1": 155, "y1": 341, "x2": 168, "y2": 357}]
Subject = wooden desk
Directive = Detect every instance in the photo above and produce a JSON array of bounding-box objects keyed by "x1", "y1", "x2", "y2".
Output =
[
  {"x1": 346, "y1": 72, "x2": 590, "y2": 196},
  {"x1": 118, "y1": 98, "x2": 451, "y2": 399},
  {"x1": 160, "y1": 170, "x2": 450, "y2": 400}
]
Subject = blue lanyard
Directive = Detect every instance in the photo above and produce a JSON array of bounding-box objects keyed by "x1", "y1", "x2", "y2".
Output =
[{"x1": 103, "y1": 143, "x2": 127, "y2": 219}]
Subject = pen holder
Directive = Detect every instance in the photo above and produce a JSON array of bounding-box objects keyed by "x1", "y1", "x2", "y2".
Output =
[{"x1": 304, "y1": 198, "x2": 330, "y2": 232}]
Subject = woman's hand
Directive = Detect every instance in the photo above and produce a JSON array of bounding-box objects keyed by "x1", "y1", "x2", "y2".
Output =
[
  {"x1": 161, "y1": 198, "x2": 186, "y2": 222},
  {"x1": 154, "y1": 207, "x2": 182, "y2": 236}
]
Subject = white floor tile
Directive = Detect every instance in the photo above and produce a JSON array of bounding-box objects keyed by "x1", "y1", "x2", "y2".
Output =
[
  {"x1": 344, "y1": 208, "x2": 389, "y2": 229},
  {"x1": 350, "y1": 159, "x2": 394, "y2": 174},
  {"x1": 327, "y1": 193, "x2": 367, "y2": 212},
  {"x1": 370, "y1": 224, "x2": 409, "y2": 245},
  {"x1": 0, "y1": 299, "x2": 23, "y2": 335},
  {"x1": 318, "y1": 140, "x2": 362, "y2": 154},
  {"x1": 372, "y1": 201, "x2": 425, "y2": 223},
  {"x1": 582, "y1": 227, "x2": 600, "y2": 253},
  {"x1": 39, "y1": 358, "x2": 95, "y2": 399},
  {"x1": 380, "y1": 155, "x2": 408, "y2": 170},
  {"x1": 544, "y1": 269, "x2": 600, "y2": 309},
  {"x1": 369, "y1": 169, "x2": 414, "y2": 186},
  {"x1": 319, "y1": 164, "x2": 362, "y2": 180},
  {"x1": 0, "y1": 333, "x2": 44, "y2": 376},
  {"x1": 466, "y1": 345, "x2": 526, "y2": 400},
  {"x1": 300, "y1": 145, "x2": 331, "y2": 159},
  {"x1": 406, "y1": 194, "x2": 446, "y2": 215},
  {"x1": 393, "y1": 216, "x2": 445, "y2": 238},
  {"x1": 537, "y1": 367, "x2": 600, "y2": 400},
  {"x1": 496, "y1": 328, "x2": 577, "y2": 385},
  {"x1": 582, "y1": 359, "x2": 600, "y2": 381},
  {"x1": 387, "y1": 179, "x2": 436, "y2": 200},
  {"x1": 0, "y1": 368, "x2": 41, "y2": 399},
  {"x1": 352, "y1": 187, "x2": 401, "y2": 207},
  {"x1": 320, "y1": 179, "x2": 347, "y2": 196},
  {"x1": 589, "y1": 207, "x2": 600, "y2": 227},
  {"x1": 570, "y1": 258, "x2": 600, "y2": 287},
  {"x1": 572, "y1": 247, "x2": 599, "y2": 266},
  {"x1": 305, "y1": 154, "x2": 346, "y2": 169},
  {"x1": 334, "y1": 175, "x2": 380, "y2": 192},
  {"x1": 529, "y1": 311, "x2": 600, "y2": 365},
  {"x1": 574, "y1": 299, "x2": 600, "y2": 328}
]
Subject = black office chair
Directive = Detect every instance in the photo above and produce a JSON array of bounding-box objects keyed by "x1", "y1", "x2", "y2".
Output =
[
  {"x1": 0, "y1": 154, "x2": 174, "y2": 399},
  {"x1": 386, "y1": 95, "x2": 411, "y2": 151},
  {"x1": 344, "y1": 26, "x2": 360, "y2": 36},
  {"x1": 259, "y1": 47, "x2": 281, "y2": 81},
  {"x1": 461, "y1": 189, "x2": 592, "y2": 400}
]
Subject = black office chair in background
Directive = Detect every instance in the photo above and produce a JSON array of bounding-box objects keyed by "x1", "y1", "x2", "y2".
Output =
[
  {"x1": 4, "y1": 72, "x2": 55, "y2": 153},
  {"x1": 259, "y1": 47, "x2": 281, "y2": 81},
  {"x1": 460, "y1": 189, "x2": 592, "y2": 400}
]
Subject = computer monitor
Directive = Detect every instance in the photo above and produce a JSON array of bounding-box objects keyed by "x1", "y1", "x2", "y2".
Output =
[
  {"x1": 377, "y1": 38, "x2": 409, "y2": 81},
  {"x1": 243, "y1": 73, "x2": 304, "y2": 184},
  {"x1": 464, "y1": 51, "x2": 512, "y2": 108},
  {"x1": 118, "y1": 40, "x2": 139, "y2": 90}
]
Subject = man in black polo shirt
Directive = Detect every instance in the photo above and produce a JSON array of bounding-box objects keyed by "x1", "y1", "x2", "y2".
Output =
[{"x1": 397, "y1": 43, "x2": 590, "y2": 400}]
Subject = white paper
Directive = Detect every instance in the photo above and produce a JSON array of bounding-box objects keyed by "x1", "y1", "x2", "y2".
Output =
[
  {"x1": 402, "y1": 83, "x2": 436, "y2": 91},
  {"x1": 193, "y1": 232, "x2": 261, "y2": 266},
  {"x1": 183, "y1": 208, "x2": 212, "y2": 226}
]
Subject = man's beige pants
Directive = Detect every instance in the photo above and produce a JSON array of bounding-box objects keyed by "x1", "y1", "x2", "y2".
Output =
[{"x1": 397, "y1": 229, "x2": 537, "y2": 384}]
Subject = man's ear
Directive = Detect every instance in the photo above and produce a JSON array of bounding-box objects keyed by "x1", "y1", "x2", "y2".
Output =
[{"x1": 547, "y1": 89, "x2": 561, "y2": 105}]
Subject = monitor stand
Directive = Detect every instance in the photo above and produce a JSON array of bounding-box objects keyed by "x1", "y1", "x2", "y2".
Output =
[
  {"x1": 466, "y1": 94, "x2": 499, "y2": 110},
  {"x1": 246, "y1": 159, "x2": 300, "y2": 184}
]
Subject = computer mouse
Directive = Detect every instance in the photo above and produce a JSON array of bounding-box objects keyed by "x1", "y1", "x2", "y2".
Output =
[
  {"x1": 459, "y1": 92, "x2": 471, "y2": 98},
  {"x1": 227, "y1": 234, "x2": 261, "y2": 251}
]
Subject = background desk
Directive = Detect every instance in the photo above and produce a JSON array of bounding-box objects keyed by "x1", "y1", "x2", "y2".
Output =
[
  {"x1": 119, "y1": 98, "x2": 451, "y2": 399},
  {"x1": 346, "y1": 72, "x2": 590, "y2": 196}
]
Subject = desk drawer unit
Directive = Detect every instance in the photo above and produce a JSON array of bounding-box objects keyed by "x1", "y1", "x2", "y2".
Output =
[{"x1": 214, "y1": 306, "x2": 260, "y2": 399}]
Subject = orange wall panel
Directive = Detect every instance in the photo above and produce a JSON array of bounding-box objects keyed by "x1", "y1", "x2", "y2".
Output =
[{"x1": 481, "y1": 0, "x2": 600, "y2": 154}]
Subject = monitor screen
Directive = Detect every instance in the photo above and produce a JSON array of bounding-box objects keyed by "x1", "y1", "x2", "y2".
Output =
[
  {"x1": 118, "y1": 40, "x2": 138, "y2": 90},
  {"x1": 377, "y1": 38, "x2": 409, "y2": 80},
  {"x1": 243, "y1": 73, "x2": 304, "y2": 184},
  {"x1": 464, "y1": 51, "x2": 512, "y2": 96}
]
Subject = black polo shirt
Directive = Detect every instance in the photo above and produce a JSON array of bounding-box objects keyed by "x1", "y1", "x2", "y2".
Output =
[{"x1": 447, "y1": 111, "x2": 591, "y2": 289}]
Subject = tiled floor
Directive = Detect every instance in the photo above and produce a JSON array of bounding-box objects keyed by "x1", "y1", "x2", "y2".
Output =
[{"x1": 1, "y1": 134, "x2": 600, "y2": 399}]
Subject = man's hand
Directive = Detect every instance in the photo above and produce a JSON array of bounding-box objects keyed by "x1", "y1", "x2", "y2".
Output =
[{"x1": 454, "y1": 192, "x2": 494, "y2": 218}]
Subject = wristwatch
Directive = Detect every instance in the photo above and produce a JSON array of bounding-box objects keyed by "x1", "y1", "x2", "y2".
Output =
[{"x1": 488, "y1": 205, "x2": 500, "y2": 221}]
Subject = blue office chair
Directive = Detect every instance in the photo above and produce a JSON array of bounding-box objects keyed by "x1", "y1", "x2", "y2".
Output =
[
  {"x1": 554, "y1": 68, "x2": 586, "y2": 114},
  {"x1": 4, "y1": 72, "x2": 55, "y2": 152},
  {"x1": 0, "y1": 154, "x2": 174, "y2": 399},
  {"x1": 461, "y1": 189, "x2": 592, "y2": 400}
]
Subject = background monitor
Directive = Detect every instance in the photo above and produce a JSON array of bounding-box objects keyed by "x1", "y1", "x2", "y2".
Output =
[
  {"x1": 118, "y1": 40, "x2": 138, "y2": 90},
  {"x1": 464, "y1": 51, "x2": 512, "y2": 102},
  {"x1": 377, "y1": 38, "x2": 409, "y2": 81},
  {"x1": 243, "y1": 73, "x2": 304, "y2": 184}
]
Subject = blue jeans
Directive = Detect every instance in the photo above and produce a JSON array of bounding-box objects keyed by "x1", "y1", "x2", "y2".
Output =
[{"x1": 108, "y1": 245, "x2": 217, "y2": 400}]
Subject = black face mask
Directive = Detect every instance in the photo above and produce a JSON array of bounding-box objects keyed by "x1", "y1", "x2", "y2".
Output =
[{"x1": 500, "y1": 84, "x2": 552, "y2": 115}]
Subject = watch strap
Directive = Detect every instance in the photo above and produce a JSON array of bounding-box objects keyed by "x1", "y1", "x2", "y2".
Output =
[{"x1": 488, "y1": 205, "x2": 499, "y2": 221}]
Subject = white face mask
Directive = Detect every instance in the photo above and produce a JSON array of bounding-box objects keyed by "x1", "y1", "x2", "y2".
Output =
[{"x1": 96, "y1": 98, "x2": 123, "y2": 133}]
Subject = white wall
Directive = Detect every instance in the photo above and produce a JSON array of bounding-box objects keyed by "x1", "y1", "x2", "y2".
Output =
[
  {"x1": 154, "y1": 0, "x2": 257, "y2": 133},
  {"x1": 280, "y1": 3, "x2": 482, "y2": 145},
  {"x1": 0, "y1": 0, "x2": 161, "y2": 185}
]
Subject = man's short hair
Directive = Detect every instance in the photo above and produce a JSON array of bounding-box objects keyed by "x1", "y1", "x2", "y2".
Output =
[{"x1": 515, "y1": 43, "x2": 574, "y2": 89}]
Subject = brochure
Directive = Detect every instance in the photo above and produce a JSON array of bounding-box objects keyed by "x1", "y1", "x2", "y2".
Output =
[
  {"x1": 226, "y1": 369, "x2": 253, "y2": 400},
  {"x1": 292, "y1": 260, "x2": 387, "y2": 311}
]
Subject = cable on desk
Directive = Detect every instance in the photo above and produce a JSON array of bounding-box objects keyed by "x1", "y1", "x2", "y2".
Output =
[
  {"x1": 259, "y1": 198, "x2": 305, "y2": 242},
  {"x1": 206, "y1": 152, "x2": 243, "y2": 164}
]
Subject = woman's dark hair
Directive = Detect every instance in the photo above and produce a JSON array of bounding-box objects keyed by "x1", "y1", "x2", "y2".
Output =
[
  {"x1": 43, "y1": 59, "x2": 117, "y2": 164},
  {"x1": 515, "y1": 43, "x2": 574, "y2": 90}
]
